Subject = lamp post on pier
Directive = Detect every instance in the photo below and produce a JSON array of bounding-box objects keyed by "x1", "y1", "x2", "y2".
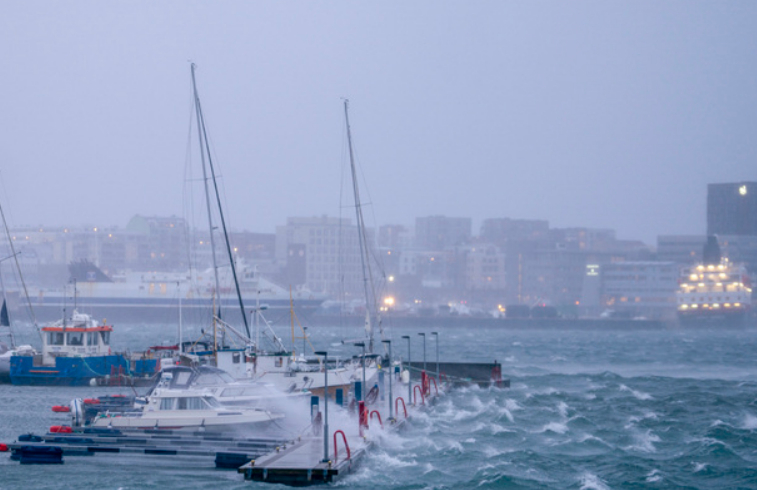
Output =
[
  {"x1": 401, "y1": 335, "x2": 411, "y2": 404},
  {"x1": 381, "y1": 339, "x2": 393, "y2": 420},
  {"x1": 418, "y1": 332, "x2": 426, "y2": 372},
  {"x1": 431, "y1": 331, "x2": 439, "y2": 378},
  {"x1": 315, "y1": 351, "x2": 329, "y2": 463}
]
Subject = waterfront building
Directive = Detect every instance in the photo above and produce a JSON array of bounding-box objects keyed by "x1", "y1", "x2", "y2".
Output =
[
  {"x1": 601, "y1": 261, "x2": 678, "y2": 319},
  {"x1": 657, "y1": 235, "x2": 708, "y2": 265},
  {"x1": 415, "y1": 215, "x2": 472, "y2": 250},
  {"x1": 708, "y1": 182, "x2": 757, "y2": 236},
  {"x1": 275, "y1": 216, "x2": 372, "y2": 296}
]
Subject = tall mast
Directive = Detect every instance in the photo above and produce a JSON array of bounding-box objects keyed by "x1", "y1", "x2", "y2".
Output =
[
  {"x1": 0, "y1": 264, "x2": 14, "y2": 347},
  {"x1": 0, "y1": 197, "x2": 42, "y2": 344},
  {"x1": 344, "y1": 99, "x2": 378, "y2": 353},
  {"x1": 191, "y1": 64, "x2": 223, "y2": 321},
  {"x1": 190, "y1": 64, "x2": 251, "y2": 338}
]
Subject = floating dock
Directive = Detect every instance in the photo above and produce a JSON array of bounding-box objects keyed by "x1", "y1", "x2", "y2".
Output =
[{"x1": 4, "y1": 361, "x2": 508, "y2": 485}]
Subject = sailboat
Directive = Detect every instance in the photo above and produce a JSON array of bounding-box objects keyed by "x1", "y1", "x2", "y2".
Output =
[
  {"x1": 185, "y1": 69, "x2": 375, "y2": 398},
  {"x1": 0, "y1": 196, "x2": 39, "y2": 382}
]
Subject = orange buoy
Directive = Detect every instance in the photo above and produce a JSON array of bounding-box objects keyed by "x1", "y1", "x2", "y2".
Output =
[
  {"x1": 51, "y1": 405, "x2": 71, "y2": 413},
  {"x1": 0, "y1": 443, "x2": 8, "y2": 452}
]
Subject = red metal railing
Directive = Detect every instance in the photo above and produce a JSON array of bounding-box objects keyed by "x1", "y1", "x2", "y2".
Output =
[
  {"x1": 395, "y1": 397, "x2": 408, "y2": 418},
  {"x1": 333, "y1": 430, "x2": 350, "y2": 462},
  {"x1": 369, "y1": 410, "x2": 383, "y2": 428},
  {"x1": 413, "y1": 385, "x2": 425, "y2": 406},
  {"x1": 429, "y1": 376, "x2": 438, "y2": 395}
]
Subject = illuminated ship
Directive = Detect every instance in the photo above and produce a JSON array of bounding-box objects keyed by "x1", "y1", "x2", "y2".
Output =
[{"x1": 676, "y1": 237, "x2": 753, "y2": 327}]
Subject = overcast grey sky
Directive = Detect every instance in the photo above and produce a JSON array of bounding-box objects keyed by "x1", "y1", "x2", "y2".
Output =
[{"x1": 1, "y1": 2, "x2": 755, "y2": 245}]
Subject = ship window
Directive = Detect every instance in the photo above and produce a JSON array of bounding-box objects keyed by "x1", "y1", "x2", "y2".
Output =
[
  {"x1": 233, "y1": 352, "x2": 241, "y2": 364},
  {"x1": 87, "y1": 333, "x2": 97, "y2": 346},
  {"x1": 48, "y1": 332, "x2": 65, "y2": 346},
  {"x1": 172, "y1": 371, "x2": 192, "y2": 387},
  {"x1": 100, "y1": 331, "x2": 111, "y2": 345},
  {"x1": 221, "y1": 387, "x2": 245, "y2": 397},
  {"x1": 177, "y1": 397, "x2": 206, "y2": 410},
  {"x1": 160, "y1": 397, "x2": 176, "y2": 410},
  {"x1": 203, "y1": 396, "x2": 221, "y2": 408},
  {"x1": 67, "y1": 332, "x2": 84, "y2": 346}
]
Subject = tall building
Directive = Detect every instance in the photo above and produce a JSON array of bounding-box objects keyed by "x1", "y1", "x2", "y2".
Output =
[
  {"x1": 657, "y1": 235, "x2": 707, "y2": 265},
  {"x1": 707, "y1": 182, "x2": 757, "y2": 236},
  {"x1": 275, "y1": 216, "x2": 373, "y2": 296},
  {"x1": 415, "y1": 216, "x2": 472, "y2": 250},
  {"x1": 600, "y1": 261, "x2": 678, "y2": 319},
  {"x1": 480, "y1": 218, "x2": 549, "y2": 245}
]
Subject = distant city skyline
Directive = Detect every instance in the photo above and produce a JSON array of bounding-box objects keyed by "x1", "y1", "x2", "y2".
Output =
[{"x1": 1, "y1": 3, "x2": 755, "y2": 245}]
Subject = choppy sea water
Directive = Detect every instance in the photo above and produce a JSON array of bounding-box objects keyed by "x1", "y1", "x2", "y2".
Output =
[{"x1": 3, "y1": 322, "x2": 757, "y2": 489}]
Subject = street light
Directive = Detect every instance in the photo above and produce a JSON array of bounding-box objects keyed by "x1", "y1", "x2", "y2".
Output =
[
  {"x1": 431, "y1": 331, "x2": 439, "y2": 378},
  {"x1": 381, "y1": 339, "x2": 393, "y2": 420},
  {"x1": 354, "y1": 342, "x2": 366, "y2": 401},
  {"x1": 315, "y1": 351, "x2": 329, "y2": 463},
  {"x1": 418, "y1": 332, "x2": 426, "y2": 372},
  {"x1": 401, "y1": 335, "x2": 411, "y2": 403}
]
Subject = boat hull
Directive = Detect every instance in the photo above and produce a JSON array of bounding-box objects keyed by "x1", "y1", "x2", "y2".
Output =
[
  {"x1": 677, "y1": 309, "x2": 751, "y2": 328},
  {"x1": 10, "y1": 355, "x2": 158, "y2": 386},
  {"x1": 21, "y1": 296, "x2": 324, "y2": 323},
  {"x1": 91, "y1": 409, "x2": 283, "y2": 432}
]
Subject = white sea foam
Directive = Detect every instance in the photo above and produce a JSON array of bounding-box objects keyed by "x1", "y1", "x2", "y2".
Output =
[
  {"x1": 645, "y1": 469, "x2": 662, "y2": 483},
  {"x1": 626, "y1": 429, "x2": 660, "y2": 453},
  {"x1": 693, "y1": 462, "x2": 708, "y2": 473},
  {"x1": 539, "y1": 421, "x2": 569, "y2": 434},
  {"x1": 578, "y1": 471, "x2": 611, "y2": 490},
  {"x1": 619, "y1": 384, "x2": 653, "y2": 400},
  {"x1": 371, "y1": 451, "x2": 418, "y2": 468},
  {"x1": 512, "y1": 341, "x2": 522, "y2": 346},
  {"x1": 489, "y1": 422, "x2": 515, "y2": 435},
  {"x1": 577, "y1": 434, "x2": 610, "y2": 446},
  {"x1": 557, "y1": 401, "x2": 569, "y2": 418},
  {"x1": 741, "y1": 413, "x2": 757, "y2": 430},
  {"x1": 503, "y1": 355, "x2": 516, "y2": 363},
  {"x1": 498, "y1": 407, "x2": 514, "y2": 423},
  {"x1": 504, "y1": 398, "x2": 522, "y2": 411}
]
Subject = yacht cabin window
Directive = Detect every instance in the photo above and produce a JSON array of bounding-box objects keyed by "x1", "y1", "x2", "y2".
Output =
[{"x1": 100, "y1": 331, "x2": 110, "y2": 345}]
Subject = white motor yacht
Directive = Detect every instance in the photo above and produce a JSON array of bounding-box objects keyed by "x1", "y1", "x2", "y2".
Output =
[{"x1": 89, "y1": 371, "x2": 284, "y2": 432}]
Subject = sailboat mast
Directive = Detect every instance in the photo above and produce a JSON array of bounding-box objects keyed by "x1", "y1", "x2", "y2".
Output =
[
  {"x1": 191, "y1": 63, "x2": 223, "y2": 322},
  {"x1": 0, "y1": 264, "x2": 14, "y2": 347},
  {"x1": 190, "y1": 64, "x2": 251, "y2": 339},
  {"x1": 0, "y1": 198, "x2": 42, "y2": 344},
  {"x1": 344, "y1": 99, "x2": 377, "y2": 353}
]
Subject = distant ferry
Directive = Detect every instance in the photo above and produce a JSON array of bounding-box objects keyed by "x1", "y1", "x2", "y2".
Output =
[
  {"x1": 20, "y1": 260, "x2": 327, "y2": 323},
  {"x1": 676, "y1": 237, "x2": 753, "y2": 328}
]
